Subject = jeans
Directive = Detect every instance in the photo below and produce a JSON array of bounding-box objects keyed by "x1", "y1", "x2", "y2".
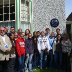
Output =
[
  {"x1": 25, "y1": 53, "x2": 33, "y2": 72},
  {"x1": 49, "y1": 49, "x2": 53, "y2": 67},
  {"x1": 18, "y1": 55, "x2": 25, "y2": 72},
  {"x1": 33, "y1": 53, "x2": 40, "y2": 68},
  {"x1": 54, "y1": 51, "x2": 62, "y2": 68},
  {"x1": 40, "y1": 50, "x2": 48, "y2": 69}
]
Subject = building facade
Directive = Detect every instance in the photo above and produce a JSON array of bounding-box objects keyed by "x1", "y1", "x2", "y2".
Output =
[
  {"x1": 0, "y1": 0, "x2": 66, "y2": 33},
  {"x1": 0, "y1": 0, "x2": 31, "y2": 31},
  {"x1": 32, "y1": 0, "x2": 66, "y2": 33}
]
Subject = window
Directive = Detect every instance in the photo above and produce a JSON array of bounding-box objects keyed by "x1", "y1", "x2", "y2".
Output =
[
  {"x1": 0, "y1": 0, "x2": 15, "y2": 22},
  {"x1": 10, "y1": 4, "x2": 15, "y2": 20},
  {"x1": 0, "y1": 5, "x2": 3, "y2": 21},
  {"x1": 20, "y1": 0, "x2": 30, "y2": 22}
]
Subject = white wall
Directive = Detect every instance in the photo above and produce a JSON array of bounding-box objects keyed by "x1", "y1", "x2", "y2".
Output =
[{"x1": 32, "y1": 0, "x2": 66, "y2": 33}]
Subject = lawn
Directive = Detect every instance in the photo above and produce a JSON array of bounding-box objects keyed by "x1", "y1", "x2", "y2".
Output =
[{"x1": 33, "y1": 68, "x2": 65, "y2": 72}]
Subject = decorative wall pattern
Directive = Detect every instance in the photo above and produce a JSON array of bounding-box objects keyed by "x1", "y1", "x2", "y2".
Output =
[
  {"x1": 32, "y1": 0, "x2": 66, "y2": 33},
  {"x1": 20, "y1": 0, "x2": 29, "y2": 22}
]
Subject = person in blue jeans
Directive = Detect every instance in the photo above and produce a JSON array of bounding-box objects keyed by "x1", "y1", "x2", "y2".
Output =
[
  {"x1": 25, "y1": 33, "x2": 34, "y2": 72},
  {"x1": 48, "y1": 32, "x2": 55, "y2": 67},
  {"x1": 37, "y1": 31, "x2": 51, "y2": 69},
  {"x1": 18, "y1": 55, "x2": 25, "y2": 72},
  {"x1": 15, "y1": 32, "x2": 26, "y2": 72}
]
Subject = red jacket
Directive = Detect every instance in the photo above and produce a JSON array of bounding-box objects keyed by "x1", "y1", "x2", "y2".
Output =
[{"x1": 15, "y1": 37, "x2": 26, "y2": 57}]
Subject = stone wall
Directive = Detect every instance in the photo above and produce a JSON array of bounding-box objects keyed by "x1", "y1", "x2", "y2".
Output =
[{"x1": 32, "y1": 0, "x2": 66, "y2": 33}]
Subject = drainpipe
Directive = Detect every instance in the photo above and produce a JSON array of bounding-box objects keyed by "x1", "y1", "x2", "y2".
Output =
[{"x1": 15, "y1": 0, "x2": 20, "y2": 31}]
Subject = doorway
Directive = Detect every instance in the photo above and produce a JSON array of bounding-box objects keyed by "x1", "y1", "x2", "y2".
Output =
[{"x1": 66, "y1": 24, "x2": 71, "y2": 40}]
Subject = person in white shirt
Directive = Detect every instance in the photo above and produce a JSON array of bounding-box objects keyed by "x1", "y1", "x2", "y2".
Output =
[
  {"x1": 0, "y1": 27, "x2": 12, "y2": 72},
  {"x1": 37, "y1": 31, "x2": 51, "y2": 69}
]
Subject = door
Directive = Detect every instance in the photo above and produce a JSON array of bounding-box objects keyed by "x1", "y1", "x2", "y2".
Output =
[{"x1": 66, "y1": 24, "x2": 71, "y2": 40}]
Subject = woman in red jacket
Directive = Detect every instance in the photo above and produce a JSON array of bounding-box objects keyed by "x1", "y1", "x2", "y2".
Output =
[{"x1": 15, "y1": 32, "x2": 26, "y2": 72}]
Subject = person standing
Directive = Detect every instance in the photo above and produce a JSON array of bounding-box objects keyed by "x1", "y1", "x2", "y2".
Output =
[
  {"x1": 0, "y1": 27, "x2": 12, "y2": 72},
  {"x1": 37, "y1": 31, "x2": 51, "y2": 69},
  {"x1": 62, "y1": 33, "x2": 72, "y2": 72},
  {"x1": 25, "y1": 33, "x2": 34, "y2": 72},
  {"x1": 15, "y1": 32, "x2": 26, "y2": 72},
  {"x1": 48, "y1": 32, "x2": 55, "y2": 67},
  {"x1": 54, "y1": 34, "x2": 62, "y2": 69},
  {"x1": 32, "y1": 31, "x2": 39, "y2": 68},
  {"x1": 36, "y1": 31, "x2": 41, "y2": 68},
  {"x1": 14, "y1": 32, "x2": 19, "y2": 71},
  {"x1": 7, "y1": 33, "x2": 16, "y2": 72}
]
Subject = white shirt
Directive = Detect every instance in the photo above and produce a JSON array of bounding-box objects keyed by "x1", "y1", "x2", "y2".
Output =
[
  {"x1": 1, "y1": 35, "x2": 6, "y2": 44},
  {"x1": 37, "y1": 36, "x2": 51, "y2": 53},
  {"x1": 1, "y1": 35, "x2": 8, "y2": 48},
  {"x1": 46, "y1": 33, "x2": 50, "y2": 39},
  {"x1": 37, "y1": 36, "x2": 42, "y2": 52}
]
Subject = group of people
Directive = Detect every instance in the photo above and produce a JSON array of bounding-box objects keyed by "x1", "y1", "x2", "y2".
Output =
[{"x1": 0, "y1": 26, "x2": 72, "y2": 72}]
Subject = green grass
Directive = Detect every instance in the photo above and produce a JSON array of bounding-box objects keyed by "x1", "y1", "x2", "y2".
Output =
[{"x1": 33, "y1": 68, "x2": 65, "y2": 72}]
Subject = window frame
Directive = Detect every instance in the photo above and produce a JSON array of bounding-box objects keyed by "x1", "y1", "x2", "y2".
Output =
[
  {"x1": 20, "y1": 0, "x2": 30, "y2": 22},
  {"x1": 0, "y1": 0, "x2": 15, "y2": 22}
]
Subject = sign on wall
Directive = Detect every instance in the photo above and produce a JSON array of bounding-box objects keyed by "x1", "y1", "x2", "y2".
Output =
[{"x1": 50, "y1": 18, "x2": 59, "y2": 27}]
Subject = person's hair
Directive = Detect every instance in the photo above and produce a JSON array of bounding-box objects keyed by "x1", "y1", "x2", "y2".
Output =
[
  {"x1": 18, "y1": 28, "x2": 22, "y2": 31},
  {"x1": 10, "y1": 26, "x2": 15, "y2": 29},
  {"x1": 56, "y1": 34, "x2": 62, "y2": 42},
  {"x1": 36, "y1": 31, "x2": 41, "y2": 35},
  {"x1": 33, "y1": 31, "x2": 37, "y2": 36},
  {"x1": 41, "y1": 31, "x2": 45, "y2": 36},
  {"x1": 45, "y1": 28, "x2": 50, "y2": 31},
  {"x1": 63, "y1": 33, "x2": 69, "y2": 40},
  {"x1": 25, "y1": 29, "x2": 30, "y2": 35},
  {"x1": 56, "y1": 28, "x2": 60, "y2": 31},
  {"x1": 36, "y1": 31, "x2": 40, "y2": 33},
  {"x1": 9, "y1": 33, "x2": 13, "y2": 36},
  {"x1": 41, "y1": 31, "x2": 45, "y2": 34},
  {"x1": 50, "y1": 32, "x2": 55, "y2": 36}
]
